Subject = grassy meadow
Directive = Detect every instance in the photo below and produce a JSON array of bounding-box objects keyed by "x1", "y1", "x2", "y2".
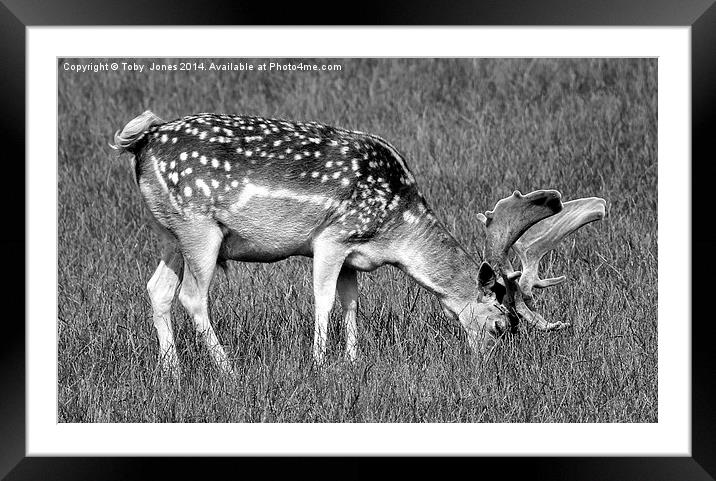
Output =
[{"x1": 58, "y1": 58, "x2": 657, "y2": 423}]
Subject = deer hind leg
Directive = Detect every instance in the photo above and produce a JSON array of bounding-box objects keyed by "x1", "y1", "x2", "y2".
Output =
[
  {"x1": 176, "y1": 223, "x2": 233, "y2": 374},
  {"x1": 147, "y1": 242, "x2": 184, "y2": 376},
  {"x1": 337, "y1": 266, "x2": 359, "y2": 362},
  {"x1": 312, "y1": 238, "x2": 348, "y2": 364}
]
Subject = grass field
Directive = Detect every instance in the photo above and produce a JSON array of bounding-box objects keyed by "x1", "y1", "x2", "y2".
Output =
[{"x1": 58, "y1": 58, "x2": 657, "y2": 423}]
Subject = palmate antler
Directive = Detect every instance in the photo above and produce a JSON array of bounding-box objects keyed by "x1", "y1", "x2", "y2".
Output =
[
  {"x1": 477, "y1": 191, "x2": 606, "y2": 332},
  {"x1": 513, "y1": 197, "x2": 607, "y2": 310}
]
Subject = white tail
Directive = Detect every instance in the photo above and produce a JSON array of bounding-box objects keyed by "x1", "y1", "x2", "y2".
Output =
[
  {"x1": 110, "y1": 110, "x2": 165, "y2": 184},
  {"x1": 114, "y1": 111, "x2": 605, "y2": 376},
  {"x1": 110, "y1": 110, "x2": 164, "y2": 152}
]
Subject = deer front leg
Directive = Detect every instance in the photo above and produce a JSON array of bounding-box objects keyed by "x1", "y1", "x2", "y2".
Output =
[
  {"x1": 312, "y1": 238, "x2": 348, "y2": 364},
  {"x1": 337, "y1": 266, "x2": 359, "y2": 362}
]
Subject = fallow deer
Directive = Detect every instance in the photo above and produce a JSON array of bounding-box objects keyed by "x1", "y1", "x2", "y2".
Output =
[{"x1": 111, "y1": 110, "x2": 605, "y2": 376}]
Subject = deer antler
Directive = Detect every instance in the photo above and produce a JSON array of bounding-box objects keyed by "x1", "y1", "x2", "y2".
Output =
[
  {"x1": 512, "y1": 197, "x2": 606, "y2": 310},
  {"x1": 476, "y1": 190, "x2": 564, "y2": 265},
  {"x1": 476, "y1": 190, "x2": 564, "y2": 331},
  {"x1": 477, "y1": 192, "x2": 606, "y2": 332}
]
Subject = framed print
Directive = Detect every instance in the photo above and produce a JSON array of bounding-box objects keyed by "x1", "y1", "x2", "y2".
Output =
[{"x1": 5, "y1": 0, "x2": 716, "y2": 479}]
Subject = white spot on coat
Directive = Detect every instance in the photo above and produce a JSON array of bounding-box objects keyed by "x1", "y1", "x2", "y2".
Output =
[
  {"x1": 195, "y1": 178, "x2": 211, "y2": 196},
  {"x1": 403, "y1": 211, "x2": 419, "y2": 224}
]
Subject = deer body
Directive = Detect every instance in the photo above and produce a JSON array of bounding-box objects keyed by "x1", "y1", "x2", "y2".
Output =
[
  {"x1": 138, "y1": 112, "x2": 419, "y2": 264},
  {"x1": 113, "y1": 110, "x2": 603, "y2": 376}
]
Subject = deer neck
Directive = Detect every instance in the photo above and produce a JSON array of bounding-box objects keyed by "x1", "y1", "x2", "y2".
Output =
[{"x1": 393, "y1": 215, "x2": 481, "y2": 316}]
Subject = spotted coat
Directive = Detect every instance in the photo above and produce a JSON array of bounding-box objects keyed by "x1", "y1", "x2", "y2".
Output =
[{"x1": 136, "y1": 113, "x2": 431, "y2": 247}]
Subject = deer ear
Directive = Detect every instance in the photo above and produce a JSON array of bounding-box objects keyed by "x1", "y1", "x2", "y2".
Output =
[{"x1": 477, "y1": 261, "x2": 497, "y2": 293}]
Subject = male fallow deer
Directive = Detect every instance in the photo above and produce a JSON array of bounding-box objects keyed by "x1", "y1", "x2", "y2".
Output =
[{"x1": 111, "y1": 110, "x2": 606, "y2": 375}]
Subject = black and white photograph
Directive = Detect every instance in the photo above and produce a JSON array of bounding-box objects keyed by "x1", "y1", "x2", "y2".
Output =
[{"x1": 57, "y1": 57, "x2": 657, "y2": 423}]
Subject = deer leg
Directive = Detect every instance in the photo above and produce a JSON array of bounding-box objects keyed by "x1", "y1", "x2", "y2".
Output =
[
  {"x1": 176, "y1": 224, "x2": 233, "y2": 374},
  {"x1": 147, "y1": 242, "x2": 183, "y2": 376},
  {"x1": 337, "y1": 266, "x2": 359, "y2": 362},
  {"x1": 312, "y1": 239, "x2": 348, "y2": 364}
]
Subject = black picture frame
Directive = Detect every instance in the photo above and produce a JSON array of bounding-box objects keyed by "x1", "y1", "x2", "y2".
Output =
[{"x1": 4, "y1": 0, "x2": 714, "y2": 479}]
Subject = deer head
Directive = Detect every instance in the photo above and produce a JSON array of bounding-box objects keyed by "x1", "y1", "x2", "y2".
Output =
[{"x1": 477, "y1": 191, "x2": 606, "y2": 336}]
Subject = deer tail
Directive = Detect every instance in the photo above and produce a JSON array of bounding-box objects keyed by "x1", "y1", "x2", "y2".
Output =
[{"x1": 109, "y1": 110, "x2": 165, "y2": 154}]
